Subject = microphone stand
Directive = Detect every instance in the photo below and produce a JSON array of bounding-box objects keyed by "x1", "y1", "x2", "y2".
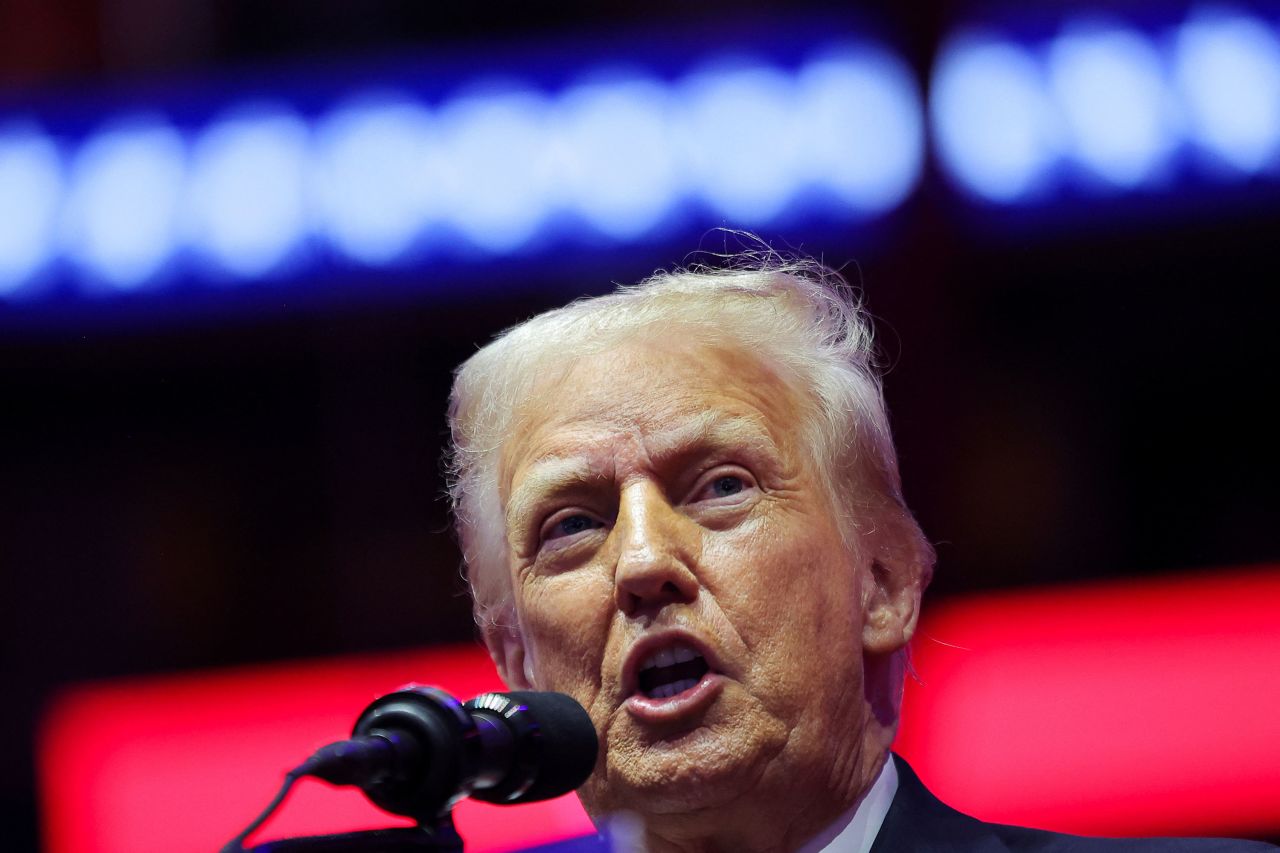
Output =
[
  {"x1": 243, "y1": 814, "x2": 615, "y2": 852},
  {"x1": 244, "y1": 813, "x2": 462, "y2": 852}
]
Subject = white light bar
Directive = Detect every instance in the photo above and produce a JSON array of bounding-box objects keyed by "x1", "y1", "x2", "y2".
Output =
[
  {"x1": 932, "y1": 6, "x2": 1280, "y2": 204},
  {"x1": 0, "y1": 42, "x2": 923, "y2": 299}
]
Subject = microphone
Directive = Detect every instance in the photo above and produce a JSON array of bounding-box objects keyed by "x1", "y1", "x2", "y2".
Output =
[{"x1": 297, "y1": 686, "x2": 598, "y2": 821}]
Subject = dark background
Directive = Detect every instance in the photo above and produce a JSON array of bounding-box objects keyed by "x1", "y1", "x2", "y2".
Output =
[{"x1": 2, "y1": 2, "x2": 1277, "y2": 850}]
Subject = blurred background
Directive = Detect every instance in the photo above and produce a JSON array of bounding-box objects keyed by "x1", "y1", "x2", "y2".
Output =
[{"x1": 2, "y1": 0, "x2": 1278, "y2": 850}]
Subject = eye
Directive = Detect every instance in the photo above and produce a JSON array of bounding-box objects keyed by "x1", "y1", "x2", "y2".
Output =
[
  {"x1": 690, "y1": 468, "x2": 756, "y2": 503},
  {"x1": 709, "y1": 475, "x2": 744, "y2": 497},
  {"x1": 543, "y1": 512, "x2": 605, "y2": 543}
]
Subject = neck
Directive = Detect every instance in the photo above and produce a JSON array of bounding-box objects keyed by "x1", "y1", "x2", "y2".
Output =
[{"x1": 637, "y1": 743, "x2": 892, "y2": 853}]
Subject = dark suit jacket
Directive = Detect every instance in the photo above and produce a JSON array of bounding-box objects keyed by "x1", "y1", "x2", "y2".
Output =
[{"x1": 870, "y1": 755, "x2": 1276, "y2": 852}]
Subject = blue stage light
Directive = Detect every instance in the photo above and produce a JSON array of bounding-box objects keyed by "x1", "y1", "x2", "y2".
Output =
[
  {"x1": 435, "y1": 88, "x2": 556, "y2": 254},
  {"x1": 797, "y1": 47, "x2": 924, "y2": 213},
  {"x1": 677, "y1": 63, "x2": 803, "y2": 223},
  {"x1": 1047, "y1": 24, "x2": 1177, "y2": 188},
  {"x1": 1174, "y1": 9, "x2": 1280, "y2": 175},
  {"x1": 3, "y1": 34, "x2": 932, "y2": 314},
  {"x1": 62, "y1": 117, "x2": 185, "y2": 291},
  {"x1": 932, "y1": 8, "x2": 1280, "y2": 207},
  {"x1": 185, "y1": 106, "x2": 310, "y2": 278},
  {"x1": 314, "y1": 95, "x2": 438, "y2": 265},
  {"x1": 554, "y1": 75, "x2": 679, "y2": 240},
  {"x1": 0, "y1": 124, "x2": 62, "y2": 296},
  {"x1": 931, "y1": 34, "x2": 1062, "y2": 203}
]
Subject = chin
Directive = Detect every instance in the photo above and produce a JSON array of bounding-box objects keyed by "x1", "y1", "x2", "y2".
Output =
[{"x1": 589, "y1": 709, "x2": 790, "y2": 817}]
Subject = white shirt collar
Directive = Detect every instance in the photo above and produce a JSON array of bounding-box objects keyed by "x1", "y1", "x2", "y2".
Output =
[{"x1": 796, "y1": 754, "x2": 899, "y2": 853}]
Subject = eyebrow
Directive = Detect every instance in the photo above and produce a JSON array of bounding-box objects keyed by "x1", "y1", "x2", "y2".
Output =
[
  {"x1": 504, "y1": 412, "x2": 780, "y2": 533},
  {"x1": 505, "y1": 456, "x2": 608, "y2": 539}
]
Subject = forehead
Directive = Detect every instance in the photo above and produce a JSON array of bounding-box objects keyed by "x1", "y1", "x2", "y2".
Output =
[{"x1": 498, "y1": 338, "x2": 808, "y2": 496}]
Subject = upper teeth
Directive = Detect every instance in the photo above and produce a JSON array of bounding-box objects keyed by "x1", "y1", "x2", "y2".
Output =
[{"x1": 641, "y1": 642, "x2": 700, "y2": 671}]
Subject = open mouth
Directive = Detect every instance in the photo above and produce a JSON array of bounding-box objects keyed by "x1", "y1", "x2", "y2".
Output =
[{"x1": 636, "y1": 642, "x2": 712, "y2": 700}]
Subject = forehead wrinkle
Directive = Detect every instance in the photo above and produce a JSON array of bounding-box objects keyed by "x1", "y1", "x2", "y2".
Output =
[
  {"x1": 532, "y1": 409, "x2": 777, "y2": 481},
  {"x1": 642, "y1": 410, "x2": 780, "y2": 463}
]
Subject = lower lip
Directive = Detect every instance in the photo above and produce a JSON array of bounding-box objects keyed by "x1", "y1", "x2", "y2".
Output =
[{"x1": 625, "y1": 672, "x2": 725, "y2": 724}]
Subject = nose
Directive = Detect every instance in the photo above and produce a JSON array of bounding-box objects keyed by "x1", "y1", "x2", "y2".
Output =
[{"x1": 613, "y1": 480, "x2": 700, "y2": 619}]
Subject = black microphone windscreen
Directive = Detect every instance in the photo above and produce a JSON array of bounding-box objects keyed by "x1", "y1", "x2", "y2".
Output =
[{"x1": 502, "y1": 691, "x2": 598, "y2": 803}]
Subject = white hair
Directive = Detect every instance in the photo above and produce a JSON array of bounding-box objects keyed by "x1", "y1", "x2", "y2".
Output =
[{"x1": 446, "y1": 256, "x2": 934, "y2": 628}]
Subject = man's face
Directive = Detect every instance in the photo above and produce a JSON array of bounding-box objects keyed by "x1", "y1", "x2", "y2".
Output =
[{"x1": 497, "y1": 336, "x2": 878, "y2": 817}]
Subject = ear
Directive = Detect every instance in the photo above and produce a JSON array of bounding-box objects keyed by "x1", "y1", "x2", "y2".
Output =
[
  {"x1": 860, "y1": 514, "x2": 930, "y2": 656},
  {"x1": 482, "y1": 615, "x2": 537, "y2": 690}
]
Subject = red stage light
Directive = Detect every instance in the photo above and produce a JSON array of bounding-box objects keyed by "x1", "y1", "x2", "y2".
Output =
[
  {"x1": 39, "y1": 565, "x2": 1280, "y2": 851},
  {"x1": 38, "y1": 645, "x2": 594, "y2": 853},
  {"x1": 896, "y1": 564, "x2": 1280, "y2": 839}
]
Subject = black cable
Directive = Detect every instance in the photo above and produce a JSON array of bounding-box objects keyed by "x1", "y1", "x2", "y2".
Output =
[{"x1": 220, "y1": 766, "x2": 305, "y2": 853}]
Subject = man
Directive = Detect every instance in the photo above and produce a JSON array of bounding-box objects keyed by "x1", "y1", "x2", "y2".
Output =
[{"x1": 445, "y1": 259, "x2": 1273, "y2": 853}]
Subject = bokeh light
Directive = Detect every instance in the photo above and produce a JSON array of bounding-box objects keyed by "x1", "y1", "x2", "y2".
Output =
[
  {"x1": 61, "y1": 117, "x2": 185, "y2": 290},
  {"x1": 0, "y1": 124, "x2": 63, "y2": 296},
  {"x1": 931, "y1": 34, "x2": 1061, "y2": 203},
  {"x1": 185, "y1": 106, "x2": 311, "y2": 279}
]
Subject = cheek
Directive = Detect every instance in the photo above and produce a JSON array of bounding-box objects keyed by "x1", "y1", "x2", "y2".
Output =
[
  {"x1": 711, "y1": 518, "x2": 862, "y2": 694},
  {"x1": 518, "y1": 568, "x2": 616, "y2": 690}
]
